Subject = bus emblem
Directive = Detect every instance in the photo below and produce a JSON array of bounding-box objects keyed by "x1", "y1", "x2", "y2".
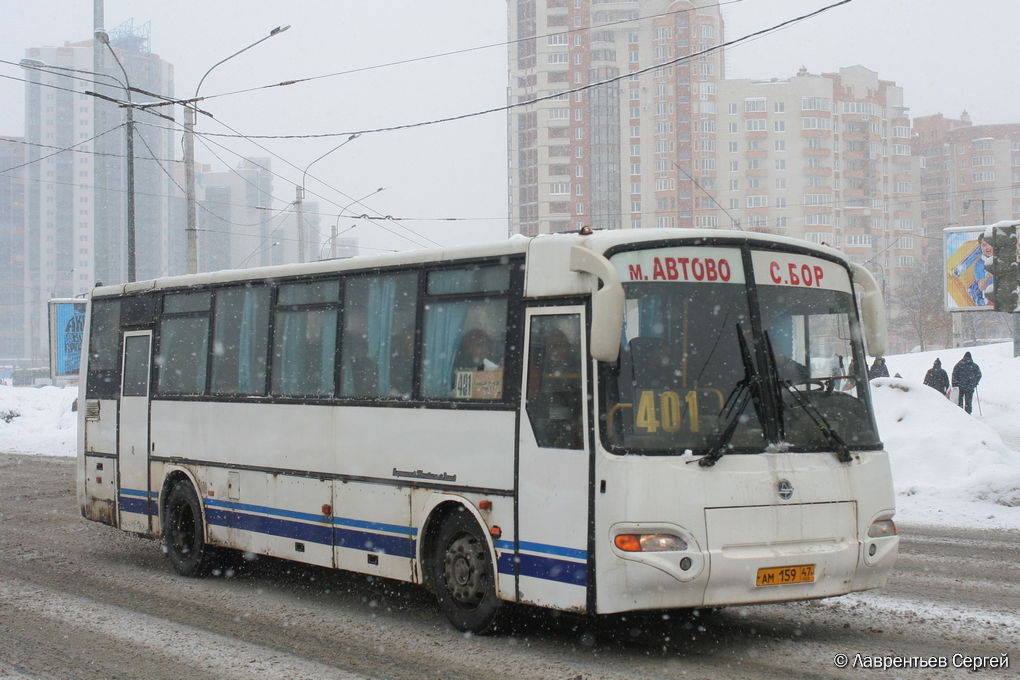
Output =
[{"x1": 777, "y1": 479, "x2": 794, "y2": 500}]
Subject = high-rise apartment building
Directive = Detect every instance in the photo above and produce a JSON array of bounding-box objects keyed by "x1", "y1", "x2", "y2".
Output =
[
  {"x1": 0, "y1": 138, "x2": 28, "y2": 362},
  {"x1": 508, "y1": 0, "x2": 724, "y2": 236},
  {"x1": 715, "y1": 67, "x2": 921, "y2": 290},
  {"x1": 197, "y1": 157, "x2": 275, "y2": 271},
  {"x1": 915, "y1": 112, "x2": 1020, "y2": 232},
  {"x1": 15, "y1": 23, "x2": 175, "y2": 361}
]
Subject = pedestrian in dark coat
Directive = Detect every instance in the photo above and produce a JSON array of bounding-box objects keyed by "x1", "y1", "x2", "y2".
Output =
[
  {"x1": 951, "y1": 352, "x2": 982, "y2": 414},
  {"x1": 868, "y1": 357, "x2": 889, "y2": 379},
  {"x1": 923, "y1": 358, "x2": 950, "y2": 395}
]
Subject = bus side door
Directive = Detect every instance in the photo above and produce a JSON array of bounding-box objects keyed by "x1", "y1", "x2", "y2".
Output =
[
  {"x1": 516, "y1": 307, "x2": 590, "y2": 611},
  {"x1": 118, "y1": 331, "x2": 152, "y2": 534}
]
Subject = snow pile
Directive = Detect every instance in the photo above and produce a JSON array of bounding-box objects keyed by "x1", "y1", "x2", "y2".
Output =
[
  {"x1": 871, "y1": 377, "x2": 1020, "y2": 527},
  {"x1": 0, "y1": 384, "x2": 78, "y2": 455},
  {"x1": 1, "y1": 342, "x2": 1018, "y2": 530},
  {"x1": 868, "y1": 342, "x2": 1020, "y2": 529}
]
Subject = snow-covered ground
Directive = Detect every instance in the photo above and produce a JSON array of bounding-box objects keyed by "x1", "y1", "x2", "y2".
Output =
[{"x1": 1, "y1": 342, "x2": 1018, "y2": 530}]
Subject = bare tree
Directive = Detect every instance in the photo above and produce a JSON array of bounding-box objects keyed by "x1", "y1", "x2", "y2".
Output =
[{"x1": 891, "y1": 255, "x2": 951, "y2": 351}]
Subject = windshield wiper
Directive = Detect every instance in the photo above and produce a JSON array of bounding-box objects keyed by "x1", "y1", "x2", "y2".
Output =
[
  {"x1": 776, "y1": 382, "x2": 853, "y2": 463},
  {"x1": 698, "y1": 324, "x2": 765, "y2": 468},
  {"x1": 762, "y1": 333, "x2": 853, "y2": 464}
]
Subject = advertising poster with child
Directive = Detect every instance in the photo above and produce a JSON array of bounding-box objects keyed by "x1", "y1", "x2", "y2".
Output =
[{"x1": 944, "y1": 226, "x2": 995, "y2": 311}]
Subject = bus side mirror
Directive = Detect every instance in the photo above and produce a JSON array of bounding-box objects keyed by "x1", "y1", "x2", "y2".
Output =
[
  {"x1": 570, "y1": 246, "x2": 624, "y2": 362},
  {"x1": 850, "y1": 263, "x2": 887, "y2": 357}
]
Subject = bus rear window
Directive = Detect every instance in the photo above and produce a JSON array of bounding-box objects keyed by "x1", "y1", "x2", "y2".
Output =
[{"x1": 85, "y1": 299, "x2": 121, "y2": 399}]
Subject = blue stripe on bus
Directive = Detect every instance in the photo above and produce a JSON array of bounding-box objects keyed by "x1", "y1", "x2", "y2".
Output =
[
  {"x1": 118, "y1": 495, "x2": 153, "y2": 515},
  {"x1": 204, "y1": 498, "x2": 418, "y2": 537},
  {"x1": 517, "y1": 540, "x2": 587, "y2": 561},
  {"x1": 516, "y1": 552, "x2": 587, "y2": 586},
  {"x1": 119, "y1": 490, "x2": 583, "y2": 587},
  {"x1": 202, "y1": 500, "x2": 417, "y2": 557},
  {"x1": 206, "y1": 507, "x2": 333, "y2": 545},
  {"x1": 493, "y1": 539, "x2": 587, "y2": 586},
  {"x1": 335, "y1": 528, "x2": 415, "y2": 558},
  {"x1": 119, "y1": 489, "x2": 158, "y2": 516}
]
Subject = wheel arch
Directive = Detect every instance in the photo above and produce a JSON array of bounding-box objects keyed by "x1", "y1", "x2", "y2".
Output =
[
  {"x1": 158, "y1": 466, "x2": 204, "y2": 532},
  {"x1": 416, "y1": 494, "x2": 497, "y2": 593}
]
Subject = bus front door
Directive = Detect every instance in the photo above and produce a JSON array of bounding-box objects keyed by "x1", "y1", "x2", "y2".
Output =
[
  {"x1": 516, "y1": 307, "x2": 590, "y2": 611},
  {"x1": 118, "y1": 331, "x2": 152, "y2": 534}
]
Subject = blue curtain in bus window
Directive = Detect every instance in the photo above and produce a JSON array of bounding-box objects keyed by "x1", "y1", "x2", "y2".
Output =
[
  {"x1": 421, "y1": 301, "x2": 468, "y2": 398},
  {"x1": 273, "y1": 309, "x2": 336, "y2": 397},
  {"x1": 211, "y1": 287, "x2": 269, "y2": 395},
  {"x1": 367, "y1": 277, "x2": 396, "y2": 393}
]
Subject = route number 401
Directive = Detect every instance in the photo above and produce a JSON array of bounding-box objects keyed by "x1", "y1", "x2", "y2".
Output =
[{"x1": 634, "y1": 389, "x2": 700, "y2": 433}]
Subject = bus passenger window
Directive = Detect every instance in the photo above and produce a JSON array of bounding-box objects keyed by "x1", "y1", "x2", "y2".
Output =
[
  {"x1": 85, "y1": 299, "x2": 122, "y2": 399},
  {"x1": 210, "y1": 286, "x2": 270, "y2": 396},
  {"x1": 420, "y1": 263, "x2": 511, "y2": 401},
  {"x1": 421, "y1": 299, "x2": 507, "y2": 400},
  {"x1": 156, "y1": 292, "x2": 211, "y2": 396},
  {"x1": 340, "y1": 273, "x2": 417, "y2": 400},
  {"x1": 526, "y1": 315, "x2": 583, "y2": 449},
  {"x1": 272, "y1": 281, "x2": 340, "y2": 398}
]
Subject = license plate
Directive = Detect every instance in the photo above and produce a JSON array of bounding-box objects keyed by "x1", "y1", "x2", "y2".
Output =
[{"x1": 755, "y1": 564, "x2": 815, "y2": 587}]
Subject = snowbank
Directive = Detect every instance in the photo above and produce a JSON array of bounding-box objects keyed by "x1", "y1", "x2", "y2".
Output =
[
  {"x1": 868, "y1": 342, "x2": 1020, "y2": 529},
  {"x1": 0, "y1": 384, "x2": 78, "y2": 456}
]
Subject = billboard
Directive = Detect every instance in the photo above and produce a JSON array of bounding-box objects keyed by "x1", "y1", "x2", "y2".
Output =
[
  {"x1": 48, "y1": 298, "x2": 87, "y2": 380},
  {"x1": 944, "y1": 226, "x2": 995, "y2": 311}
]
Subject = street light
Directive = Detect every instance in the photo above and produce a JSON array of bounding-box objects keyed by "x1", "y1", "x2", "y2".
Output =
[
  {"x1": 184, "y1": 25, "x2": 290, "y2": 274},
  {"x1": 294, "y1": 133, "x2": 360, "y2": 263},
  {"x1": 93, "y1": 29, "x2": 137, "y2": 282},
  {"x1": 963, "y1": 198, "x2": 994, "y2": 225},
  {"x1": 319, "y1": 187, "x2": 385, "y2": 259}
]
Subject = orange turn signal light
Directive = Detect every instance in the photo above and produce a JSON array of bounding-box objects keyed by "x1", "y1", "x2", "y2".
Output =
[{"x1": 614, "y1": 534, "x2": 642, "y2": 552}]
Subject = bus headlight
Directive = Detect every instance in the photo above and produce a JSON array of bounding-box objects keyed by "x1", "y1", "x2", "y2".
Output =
[
  {"x1": 614, "y1": 533, "x2": 688, "y2": 552},
  {"x1": 867, "y1": 519, "x2": 898, "y2": 538}
]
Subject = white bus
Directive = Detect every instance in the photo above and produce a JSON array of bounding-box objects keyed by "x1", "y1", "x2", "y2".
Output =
[{"x1": 77, "y1": 228, "x2": 898, "y2": 633}]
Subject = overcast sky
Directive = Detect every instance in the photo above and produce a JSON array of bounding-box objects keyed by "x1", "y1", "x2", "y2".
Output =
[{"x1": 2, "y1": 0, "x2": 1019, "y2": 254}]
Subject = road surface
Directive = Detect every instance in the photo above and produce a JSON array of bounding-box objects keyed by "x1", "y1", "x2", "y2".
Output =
[{"x1": 0, "y1": 453, "x2": 1016, "y2": 679}]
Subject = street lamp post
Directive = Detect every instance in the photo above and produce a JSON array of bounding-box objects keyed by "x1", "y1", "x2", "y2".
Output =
[
  {"x1": 94, "y1": 29, "x2": 136, "y2": 282},
  {"x1": 292, "y1": 133, "x2": 361, "y2": 263},
  {"x1": 185, "y1": 25, "x2": 290, "y2": 274},
  {"x1": 963, "y1": 198, "x2": 994, "y2": 225},
  {"x1": 322, "y1": 187, "x2": 385, "y2": 259}
]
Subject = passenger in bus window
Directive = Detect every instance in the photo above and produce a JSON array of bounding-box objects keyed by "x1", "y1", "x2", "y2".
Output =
[{"x1": 453, "y1": 328, "x2": 499, "y2": 372}]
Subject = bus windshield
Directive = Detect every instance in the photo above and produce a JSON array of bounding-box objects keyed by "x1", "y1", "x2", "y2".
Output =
[{"x1": 602, "y1": 245, "x2": 879, "y2": 455}]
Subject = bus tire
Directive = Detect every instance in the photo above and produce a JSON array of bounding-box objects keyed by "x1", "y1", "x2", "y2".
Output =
[
  {"x1": 163, "y1": 480, "x2": 212, "y2": 577},
  {"x1": 431, "y1": 509, "x2": 503, "y2": 634}
]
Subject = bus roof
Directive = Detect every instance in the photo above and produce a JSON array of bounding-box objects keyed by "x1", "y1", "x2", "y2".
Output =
[{"x1": 91, "y1": 228, "x2": 850, "y2": 300}]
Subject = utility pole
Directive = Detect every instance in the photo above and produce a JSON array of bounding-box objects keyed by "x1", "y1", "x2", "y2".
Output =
[
  {"x1": 94, "y1": 28, "x2": 136, "y2": 283},
  {"x1": 295, "y1": 185, "x2": 305, "y2": 263},
  {"x1": 184, "y1": 26, "x2": 290, "y2": 274},
  {"x1": 184, "y1": 105, "x2": 198, "y2": 274}
]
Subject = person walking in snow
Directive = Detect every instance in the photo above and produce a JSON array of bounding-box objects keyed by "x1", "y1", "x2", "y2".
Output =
[
  {"x1": 923, "y1": 358, "x2": 950, "y2": 395},
  {"x1": 951, "y1": 352, "x2": 982, "y2": 414},
  {"x1": 868, "y1": 356, "x2": 889, "y2": 379}
]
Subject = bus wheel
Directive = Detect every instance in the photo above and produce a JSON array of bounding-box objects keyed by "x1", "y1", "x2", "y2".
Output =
[
  {"x1": 163, "y1": 480, "x2": 211, "y2": 577},
  {"x1": 431, "y1": 510, "x2": 502, "y2": 634}
]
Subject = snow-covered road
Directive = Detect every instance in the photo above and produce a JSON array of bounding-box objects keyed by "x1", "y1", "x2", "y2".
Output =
[{"x1": 1, "y1": 454, "x2": 1016, "y2": 679}]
